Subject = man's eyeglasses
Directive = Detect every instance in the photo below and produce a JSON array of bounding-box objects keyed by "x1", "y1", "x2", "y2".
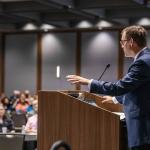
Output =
[{"x1": 120, "y1": 39, "x2": 128, "y2": 45}]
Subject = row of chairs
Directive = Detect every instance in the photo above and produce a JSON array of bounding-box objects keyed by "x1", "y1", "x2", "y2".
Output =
[
  {"x1": 11, "y1": 113, "x2": 27, "y2": 131},
  {"x1": 1, "y1": 114, "x2": 71, "y2": 150},
  {"x1": 0, "y1": 134, "x2": 24, "y2": 150},
  {"x1": 0, "y1": 136, "x2": 71, "y2": 150}
]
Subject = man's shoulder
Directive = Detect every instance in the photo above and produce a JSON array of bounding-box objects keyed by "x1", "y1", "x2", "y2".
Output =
[
  {"x1": 136, "y1": 48, "x2": 150, "y2": 61},
  {"x1": 142, "y1": 47, "x2": 150, "y2": 56}
]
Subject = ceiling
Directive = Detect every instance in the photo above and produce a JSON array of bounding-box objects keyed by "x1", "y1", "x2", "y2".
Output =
[{"x1": 0, "y1": 0, "x2": 150, "y2": 30}]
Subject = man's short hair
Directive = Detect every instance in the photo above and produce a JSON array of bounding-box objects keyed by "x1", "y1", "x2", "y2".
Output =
[{"x1": 122, "y1": 25, "x2": 147, "y2": 48}]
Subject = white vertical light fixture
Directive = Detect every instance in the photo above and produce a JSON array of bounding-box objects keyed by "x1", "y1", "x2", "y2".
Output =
[{"x1": 56, "y1": 65, "x2": 60, "y2": 78}]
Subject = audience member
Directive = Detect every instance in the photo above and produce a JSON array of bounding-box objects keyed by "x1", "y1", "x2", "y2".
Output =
[
  {"x1": 15, "y1": 93, "x2": 29, "y2": 114},
  {"x1": 9, "y1": 90, "x2": 21, "y2": 102},
  {"x1": 0, "y1": 93, "x2": 5, "y2": 102},
  {"x1": 25, "y1": 100, "x2": 38, "y2": 133},
  {"x1": 0, "y1": 104, "x2": 14, "y2": 132},
  {"x1": 1, "y1": 96, "x2": 12, "y2": 111}
]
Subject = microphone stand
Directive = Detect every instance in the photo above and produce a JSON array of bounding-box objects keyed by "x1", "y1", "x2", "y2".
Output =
[{"x1": 98, "y1": 64, "x2": 110, "y2": 81}]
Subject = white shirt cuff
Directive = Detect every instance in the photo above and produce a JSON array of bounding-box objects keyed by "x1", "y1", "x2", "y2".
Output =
[
  {"x1": 88, "y1": 80, "x2": 118, "y2": 105},
  {"x1": 112, "y1": 97, "x2": 119, "y2": 104},
  {"x1": 88, "y1": 79, "x2": 93, "y2": 90}
]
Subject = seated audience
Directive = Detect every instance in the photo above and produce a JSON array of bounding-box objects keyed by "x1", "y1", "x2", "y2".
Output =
[
  {"x1": 25, "y1": 100, "x2": 38, "y2": 133},
  {"x1": 27, "y1": 94, "x2": 38, "y2": 116},
  {"x1": 9, "y1": 90, "x2": 21, "y2": 113},
  {"x1": 15, "y1": 93, "x2": 29, "y2": 114},
  {"x1": 0, "y1": 104, "x2": 14, "y2": 132},
  {"x1": 0, "y1": 93, "x2": 5, "y2": 102},
  {"x1": 9, "y1": 90, "x2": 21, "y2": 103},
  {"x1": 24, "y1": 90, "x2": 33, "y2": 102},
  {"x1": 24, "y1": 96, "x2": 38, "y2": 150},
  {"x1": 26, "y1": 100, "x2": 34, "y2": 116},
  {"x1": 1, "y1": 96, "x2": 12, "y2": 113}
]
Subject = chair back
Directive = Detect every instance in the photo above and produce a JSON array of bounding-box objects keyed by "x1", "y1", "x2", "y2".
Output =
[
  {"x1": 0, "y1": 134, "x2": 24, "y2": 150},
  {"x1": 11, "y1": 113, "x2": 27, "y2": 131}
]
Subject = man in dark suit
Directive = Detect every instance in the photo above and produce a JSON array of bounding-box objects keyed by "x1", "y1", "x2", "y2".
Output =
[{"x1": 66, "y1": 25, "x2": 150, "y2": 150}]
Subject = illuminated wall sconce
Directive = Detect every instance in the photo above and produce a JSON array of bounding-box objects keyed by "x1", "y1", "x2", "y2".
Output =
[{"x1": 56, "y1": 65, "x2": 60, "y2": 78}]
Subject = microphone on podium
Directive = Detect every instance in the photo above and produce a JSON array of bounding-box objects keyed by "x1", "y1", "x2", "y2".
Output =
[{"x1": 98, "y1": 64, "x2": 110, "y2": 81}]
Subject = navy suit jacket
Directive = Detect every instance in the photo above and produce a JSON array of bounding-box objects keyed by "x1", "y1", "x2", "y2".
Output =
[{"x1": 90, "y1": 48, "x2": 150, "y2": 148}]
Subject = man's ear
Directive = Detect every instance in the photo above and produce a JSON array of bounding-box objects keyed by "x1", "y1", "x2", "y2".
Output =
[{"x1": 130, "y1": 38, "x2": 134, "y2": 47}]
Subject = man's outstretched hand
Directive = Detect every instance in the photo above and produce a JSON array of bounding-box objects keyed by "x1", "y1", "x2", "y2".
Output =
[{"x1": 66, "y1": 75, "x2": 90, "y2": 85}]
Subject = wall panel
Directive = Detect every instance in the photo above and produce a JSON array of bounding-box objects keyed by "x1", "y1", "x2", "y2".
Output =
[
  {"x1": 0, "y1": 34, "x2": 3, "y2": 94},
  {"x1": 42, "y1": 33, "x2": 76, "y2": 90},
  {"x1": 5, "y1": 34, "x2": 37, "y2": 96},
  {"x1": 81, "y1": 31, "x2": 119, "y2": 90}
]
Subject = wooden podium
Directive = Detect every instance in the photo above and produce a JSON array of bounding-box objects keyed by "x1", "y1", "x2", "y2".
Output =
[{"x1": 38, "y1": 91, "x2": 127, "y2": 150}]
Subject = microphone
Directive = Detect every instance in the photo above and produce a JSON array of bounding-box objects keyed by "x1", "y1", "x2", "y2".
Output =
[{"x1": 98, "y1": 64, "x2": 110, "y2": 81}]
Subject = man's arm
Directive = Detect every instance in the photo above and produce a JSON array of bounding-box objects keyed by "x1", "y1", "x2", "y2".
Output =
[{"x1": 90, "y1": 59, "x2": 148, "y2": 96}]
